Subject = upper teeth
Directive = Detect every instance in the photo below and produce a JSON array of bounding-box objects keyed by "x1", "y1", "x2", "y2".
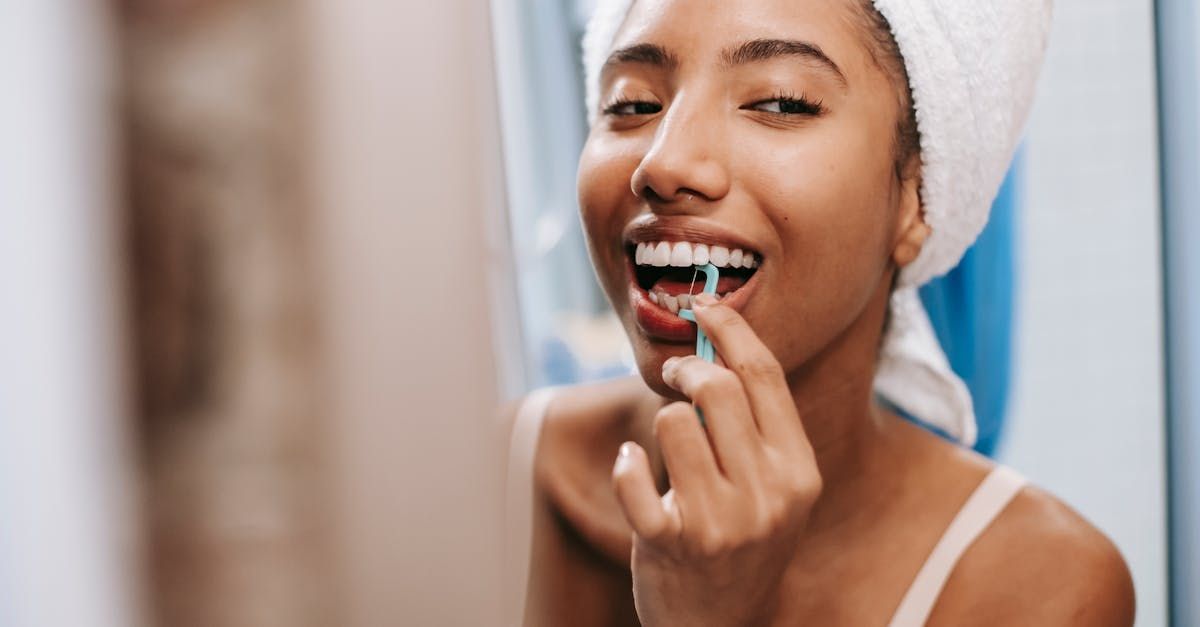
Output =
[{"x1": 635, "y1": 241, "x2": 757, "y2": 269}]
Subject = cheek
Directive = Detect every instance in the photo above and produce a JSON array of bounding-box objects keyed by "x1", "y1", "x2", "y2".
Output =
[
  {"x1": 756, "y1": 129, "x2": 895, "y2": 270},
  {"x1": 577, "y1": 135, "x2": 643, "y2": 294},
  {"x1": 740, "y1": 124, "x2": 898, "y2": 360}
]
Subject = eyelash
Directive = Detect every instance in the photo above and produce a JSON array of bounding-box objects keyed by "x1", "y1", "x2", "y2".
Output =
[
  {"x1": 746, "y1": 90, "x2": 826, "y2": 117},
  {"x1": 600, "y1": 91, "x2": 826, "y2": 118},
  {"x1": 601, "y1": 98, "x2": 662, "y2": 116}
]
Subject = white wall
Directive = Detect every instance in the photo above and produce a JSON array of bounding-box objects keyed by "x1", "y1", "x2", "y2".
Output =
[
  {"x1": 997, "y1": 1, "x2": 1168, "y2": 625},
  {"x1": 0, "y1": 3, "x2": 144, "y2": 627}
]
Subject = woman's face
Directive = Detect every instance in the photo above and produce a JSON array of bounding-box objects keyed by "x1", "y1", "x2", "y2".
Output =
[{"x1": 578, "y1": 0, "x2": 924, "y2": 398}]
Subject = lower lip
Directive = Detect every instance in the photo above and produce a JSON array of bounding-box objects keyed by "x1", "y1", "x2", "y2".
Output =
[{"x1": 629, "y1": 259, "x2": 762, "y2": 343}]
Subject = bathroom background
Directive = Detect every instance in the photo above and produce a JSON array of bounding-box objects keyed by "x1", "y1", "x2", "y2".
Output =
[{"x1": 2, "y1": 0, "x2": 1195, "y2": 625}]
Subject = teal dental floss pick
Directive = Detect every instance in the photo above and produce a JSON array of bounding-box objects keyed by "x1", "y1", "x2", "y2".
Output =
[{"x1": 677, "y1": 263, "x2": 719, "y2": 427}]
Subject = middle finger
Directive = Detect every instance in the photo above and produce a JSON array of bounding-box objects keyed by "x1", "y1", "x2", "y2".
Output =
[{"x1": 663, "y1": 355, "x2": 762, "y2": 484}]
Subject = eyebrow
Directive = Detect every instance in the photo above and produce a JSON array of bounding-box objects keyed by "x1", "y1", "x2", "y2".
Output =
[
  {"x1": 722, "y1": 38, "x2": 847, "y2": 86},
  {"x1": 601, "y1": 43, "x2": 680, "y2": 79},
  {"x1": 599, "y1": 38, "x2": 847, "y2": 88}
]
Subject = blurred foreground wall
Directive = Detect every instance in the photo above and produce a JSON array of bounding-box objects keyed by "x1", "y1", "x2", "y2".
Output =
[
  {"x1": 121, "y1": 1, "x2": 333, "y2": 625},
  {"x1": 121, "y1": 0, "x2": 509, "y2": 625}
]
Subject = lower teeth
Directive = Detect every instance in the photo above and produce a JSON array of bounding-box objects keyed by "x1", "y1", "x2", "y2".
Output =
[{"x1": 649, "y1": 290, "x2": 731, "y2": 313}]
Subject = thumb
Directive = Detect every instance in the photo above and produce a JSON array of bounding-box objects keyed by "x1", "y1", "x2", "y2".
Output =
[{"x1": 611, "y1": 442, "x2": 677, "y2": 545}]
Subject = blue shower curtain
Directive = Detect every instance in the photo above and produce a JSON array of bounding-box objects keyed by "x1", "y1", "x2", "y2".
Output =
[{"x1": 918, "y1": 159, "x2": 1021, "y2": 456}]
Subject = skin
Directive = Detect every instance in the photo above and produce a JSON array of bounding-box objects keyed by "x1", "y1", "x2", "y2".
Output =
[{"x1": 510, "y1": 0, "x2": 1137, "y2": 624}]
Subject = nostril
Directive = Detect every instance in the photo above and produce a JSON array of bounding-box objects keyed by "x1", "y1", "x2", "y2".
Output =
[
  {"x1": 640, "y1": 185, "x2": 709, "y2": 204},
  {"x1": 641, "y1": 185, "x2": 667, "y2": 203}
]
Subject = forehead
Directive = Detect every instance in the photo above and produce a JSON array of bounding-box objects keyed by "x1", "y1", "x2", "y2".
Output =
[{"x1": 611, "y1": 0, "x2": 869, "y2": 73}]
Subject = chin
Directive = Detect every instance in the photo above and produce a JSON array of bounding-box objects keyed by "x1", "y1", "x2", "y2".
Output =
[{"x1": 629, "y1": 342, "x2": 690, "y2": 402}]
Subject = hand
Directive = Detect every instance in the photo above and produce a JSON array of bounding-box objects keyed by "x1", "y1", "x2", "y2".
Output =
[{"x1": 611, "y1": 292, "x2": 823, "y2": 627}]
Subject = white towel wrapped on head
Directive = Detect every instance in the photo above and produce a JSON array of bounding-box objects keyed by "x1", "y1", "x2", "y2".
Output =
[{"x1": 582, "y1": 0, "x2": 1052, "y2": 446}]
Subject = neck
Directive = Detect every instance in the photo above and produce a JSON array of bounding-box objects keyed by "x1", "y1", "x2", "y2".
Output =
[
  {"x1": 781, "y1": 273, "x2": 908, "y2": 534},
  {"x1": 783, "y1": 347, "x2": 901, "y2": 534}
]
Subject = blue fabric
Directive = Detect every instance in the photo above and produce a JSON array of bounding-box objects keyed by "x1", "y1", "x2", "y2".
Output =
[{"x1": 917, "y1": 158, "x2": 1021, "y2": 457}]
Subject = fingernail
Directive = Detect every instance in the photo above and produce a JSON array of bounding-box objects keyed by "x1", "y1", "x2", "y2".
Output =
[
  {"x1": 694, "y1": 292, "x2": 718, "y2": 307},
  {"x1": 618, "y1": 442, "x2": 633, "y2": 458}
]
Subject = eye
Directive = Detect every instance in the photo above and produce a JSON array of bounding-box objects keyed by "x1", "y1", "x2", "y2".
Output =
[
  {"x1": 602, "y1": 99, "x2": 663, "y2": 116},
  {"x1": 745, "y1": 94, "x2": 826, "y2": 116}
]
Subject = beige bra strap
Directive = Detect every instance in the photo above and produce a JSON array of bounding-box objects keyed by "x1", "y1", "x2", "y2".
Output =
[
  {"x1": 502, "y1": 388, "x2": 559, "y2": 627},
  {"x1": 887, "y1": 465, "x2": 1028, "y2": 627}
]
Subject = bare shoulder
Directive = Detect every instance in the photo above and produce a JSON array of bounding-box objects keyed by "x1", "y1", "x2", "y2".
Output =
[
  {"x1": 533, "y1": 375, "x2": 651, "y2": 453},
  {"x1": 930, "y1": 471, "x2": 1136, "y2": 626},
  {"x1": 499, "y1": 375, "x2": 646, "y2": 451},
  {"x1": 523, "y1": 376, "x2": 653, "y2": 566},
  {"x1": 512, "y1": 378, "x2": 646, "y2": 626}
]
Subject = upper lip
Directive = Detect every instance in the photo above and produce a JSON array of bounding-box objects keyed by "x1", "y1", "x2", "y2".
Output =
[{"x1": 622, "y1": 216, "x2": 763, "y2": 257}]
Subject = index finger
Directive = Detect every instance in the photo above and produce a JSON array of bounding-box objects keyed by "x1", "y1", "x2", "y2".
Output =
[{"x1": 691, "y1": 293, "x2": 812, "y2": 453}]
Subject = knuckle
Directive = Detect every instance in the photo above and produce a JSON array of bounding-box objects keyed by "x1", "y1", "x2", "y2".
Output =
[
  {"x1": 712, "y1": 367, "x2": 742, "y2": 389},
  {"x1": 746, "y1": 496, "x2": 801, "y2": 544},
  {"x1": 695, "y1": 368, "x2": 741, "y2": 399},
  {"x1": 771, "y1": 494, "x2": 802, "y2": 527},
  {"x1": 712, "y1": 308, "x2": 742, "y2": 330},
  {"x1": 652, "y1": 412, "x2": 671, "y2": 440},
  {"x1": 784, "y1": 474, "x2": 823, "y2": 511},
  {"x1": 757, "y1": 471, "x2": 821, "y2": 523},
  {"x1": 805, "y1": 475, "x2": 824, "y2": 501},
  {"x1": 747, "y1": 512, "x2": 780, "y2": 544},
  {"x1": 644, "y1": 523, "x2": 674, "y2": 546},
  {"x1": 734, "y1": 357, "x2": 784, "y2": 382},
  {"x1": 692, "y1": 527, "x2": 733, "y2": 558},
  {"x1": 653, "y1": 402, "x2": 694, "y2": 437},
  {"x1": 639, "y1": 512, "x2": 674, "y2": 545}
]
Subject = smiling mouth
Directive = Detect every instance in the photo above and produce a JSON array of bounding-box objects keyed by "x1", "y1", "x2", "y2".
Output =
[{"x1": 629, "y1": 240, "x2": 761, "y2": 314}]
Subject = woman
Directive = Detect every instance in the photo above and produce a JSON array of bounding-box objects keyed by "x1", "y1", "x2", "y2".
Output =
[{"x1": 505, "y1": 0, "x2": 1136, "y2": 625}]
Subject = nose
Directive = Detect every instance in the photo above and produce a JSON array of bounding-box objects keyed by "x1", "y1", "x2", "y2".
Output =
[{"x1": 630, "y1": 96, "x2": 731, "y2": 209}]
